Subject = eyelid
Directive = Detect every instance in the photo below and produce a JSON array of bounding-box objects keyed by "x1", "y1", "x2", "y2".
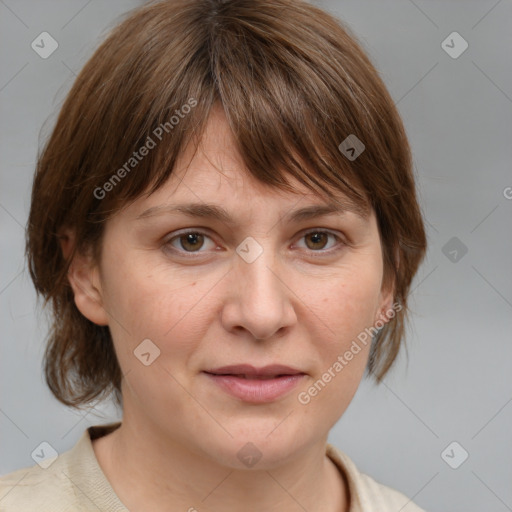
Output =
[
  {"x1": 163, "y1": 227, "x2": 347, "y2": 257},
  {"x1": 294, "y1": 228, "x2": 347, "y2": 256},
  {"x1": 163, "y1": 228, "x2": 219, "y2": 256}
]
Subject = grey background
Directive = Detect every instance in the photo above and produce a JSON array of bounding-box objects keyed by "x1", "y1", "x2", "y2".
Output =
[{"x1": 1, "y1": 1, "x2": 511, "y2": 511}]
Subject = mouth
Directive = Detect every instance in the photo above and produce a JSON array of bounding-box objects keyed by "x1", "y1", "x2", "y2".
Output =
[
  {"x1": 207, "y1": 374, "x2": 291, "y2": 379},
  {"x1": 204, "y1": 363, "x2": 304, "y2": 378},
  {"x1": 203, "y1": 364, "x2": 306, "y2": 403}
]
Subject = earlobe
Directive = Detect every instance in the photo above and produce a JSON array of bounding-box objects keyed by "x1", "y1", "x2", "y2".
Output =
[
  {"x1": 59, "y1": 229, "x2": 109, "y2": 326},
  {"x1": 375, "y1": 244, "x2": 400, "y2": 325},
  {"x1": 375, "y1": 292, "x2": 394, "y2": 326},
  {"x1": 70, "y1": 265, "x2": 110, "y2": 326},
  {"x1": 375, "y1": 277, "x2": 396, "y2": 326}
]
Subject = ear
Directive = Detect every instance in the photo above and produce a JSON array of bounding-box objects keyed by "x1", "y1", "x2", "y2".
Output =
[
  {"x1": 59, "y1": 228, "x2": 109, "y2": 326},
  {"x1": 375, "y1": 285, "x2": 395, "y2": 325},
  {"x1": 374, "y1": 244, "x2": 400, "y2": 325}
]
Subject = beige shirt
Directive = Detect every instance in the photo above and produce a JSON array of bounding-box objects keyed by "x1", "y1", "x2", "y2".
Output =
[{"x1": 0, "y1": 422, "x2": 425, "y2": 511}]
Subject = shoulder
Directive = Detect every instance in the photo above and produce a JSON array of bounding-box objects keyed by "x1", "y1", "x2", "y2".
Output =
[
  {"x1": 0, "y1": 422, "x2": 125, "y2": 512},
  {"x1": 0, "y1": 450, "x2": 78, "y2": 511},
  {"x1": 326, "y1": 443, "x2": 427, "y2": 512}
]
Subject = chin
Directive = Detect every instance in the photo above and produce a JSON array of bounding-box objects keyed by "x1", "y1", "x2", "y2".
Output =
[{"x1": 198, "y1": 419, "x2": 314, "y2": 470}]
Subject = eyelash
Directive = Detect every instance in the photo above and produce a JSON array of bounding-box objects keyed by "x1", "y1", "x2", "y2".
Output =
[{"x1": 163, "y1": 228, "x2": 346, "y2": 258}]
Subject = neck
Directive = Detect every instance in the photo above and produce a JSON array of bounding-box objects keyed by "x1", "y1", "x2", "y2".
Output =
[{"x1": 93, "y1": 415, "x2": 349, "y2": 512}]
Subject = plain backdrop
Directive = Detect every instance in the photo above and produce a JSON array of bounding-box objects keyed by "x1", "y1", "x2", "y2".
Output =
[{"x1": 1, "y1": 1, "x2": 511, "y2": 511}]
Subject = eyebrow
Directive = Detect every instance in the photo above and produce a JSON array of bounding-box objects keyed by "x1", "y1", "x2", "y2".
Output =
[{"x1": 136, "y1": 200, "x2": 368, "y2": 224}]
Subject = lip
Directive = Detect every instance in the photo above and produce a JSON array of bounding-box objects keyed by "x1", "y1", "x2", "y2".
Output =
[
  {"x1": 203, "y1": 364, "x2": 306, "y2": 403},
  {"x1": 205, "y1": 364, "x2": 304, "y2": 377}
]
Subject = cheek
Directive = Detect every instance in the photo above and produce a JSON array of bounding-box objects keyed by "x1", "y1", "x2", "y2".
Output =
[
  {"x1": 315, "y1": 280, "x2": 375, "y2": 380},
  {"x1": 100, "y1": 256, "x2": 214, "y2": 414},
  {"x1": 310, "y1": 262, "x2": 383, "y2": 348},
  {"x1": 298, "y1": 258, "x2": 383, "y2": 408},
  {"x1": 100, "y1": 248, "x2": 216, "y2": 365}
]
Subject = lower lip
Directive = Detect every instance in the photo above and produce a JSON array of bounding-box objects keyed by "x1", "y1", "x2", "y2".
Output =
[{"x1": 204, "y1": 373, "x2": 305, "y2": 403}]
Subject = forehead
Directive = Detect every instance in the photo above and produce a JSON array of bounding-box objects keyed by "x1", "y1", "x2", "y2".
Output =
[
  {"x1": 133, "y1": 106, "x2": 368, "y2": 217},
  {"x1": 172, "y1": 105, "x2": 276, "y2": 193},
  {"x1": 129, "y1": 158, "x2": 369, "y2": 226}
]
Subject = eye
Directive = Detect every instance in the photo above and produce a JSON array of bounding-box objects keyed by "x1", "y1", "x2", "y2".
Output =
[
  {"x1": 165, "y1": 231, "x2": 217, "y2": 253},
  {"x1": 164, "y1": 228, "x2": 345, "y2": 257},
  {"x1": 294, "y1": 229, "x2": 344, "y2": 254}
]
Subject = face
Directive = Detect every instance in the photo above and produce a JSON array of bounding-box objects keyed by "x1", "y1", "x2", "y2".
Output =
[{"x1": 71, "y1": 105, "x2": 394, "y2": 469}]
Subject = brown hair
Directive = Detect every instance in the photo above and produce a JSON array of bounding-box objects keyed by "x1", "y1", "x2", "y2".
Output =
[{"x1": 26, "y1": 0, "x2": 427, "y2": 410}]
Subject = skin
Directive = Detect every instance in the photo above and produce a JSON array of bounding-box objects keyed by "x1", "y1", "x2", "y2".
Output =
[{"x1": 63, "y1": 105, "x2": 394, "y2": 512}]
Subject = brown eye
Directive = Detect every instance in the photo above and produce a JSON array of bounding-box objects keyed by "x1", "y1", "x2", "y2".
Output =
[
  {"x1": 180, "y1": 233, "x2": 204, "y2": 251},
  {"x1": 304, "y1": 232, "x2": 330, "y2": 251},
  {"x1": 167, "y1": 231, "x2": 215, "y2": 253},
  {"x1": 293, "y1": 229, "x2": 347, "y2": 258}
]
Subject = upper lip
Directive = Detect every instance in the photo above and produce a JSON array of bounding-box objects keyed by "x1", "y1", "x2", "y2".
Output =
[{"x1": 204, "y1": 364, "x2": 304, "y2": 377}]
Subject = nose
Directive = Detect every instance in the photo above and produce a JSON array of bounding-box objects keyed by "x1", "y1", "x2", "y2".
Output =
[{"x1": 220, "y1": 242, "x2": 297, "y2": 341}]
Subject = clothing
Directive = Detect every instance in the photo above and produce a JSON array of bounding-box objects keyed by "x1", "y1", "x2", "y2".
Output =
[{"x1": 0, "y1": 422, "x2": 425, "y2": 511}]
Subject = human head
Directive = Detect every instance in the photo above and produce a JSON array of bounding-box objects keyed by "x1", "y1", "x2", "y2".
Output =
[{"x1": 26, "y1": 0, "x2": 427, "y2": 411}]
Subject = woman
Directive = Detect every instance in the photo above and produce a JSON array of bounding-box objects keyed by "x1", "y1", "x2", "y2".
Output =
[{"x1": 0, "y1": 0, "x2": 427, "y2": 510}]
